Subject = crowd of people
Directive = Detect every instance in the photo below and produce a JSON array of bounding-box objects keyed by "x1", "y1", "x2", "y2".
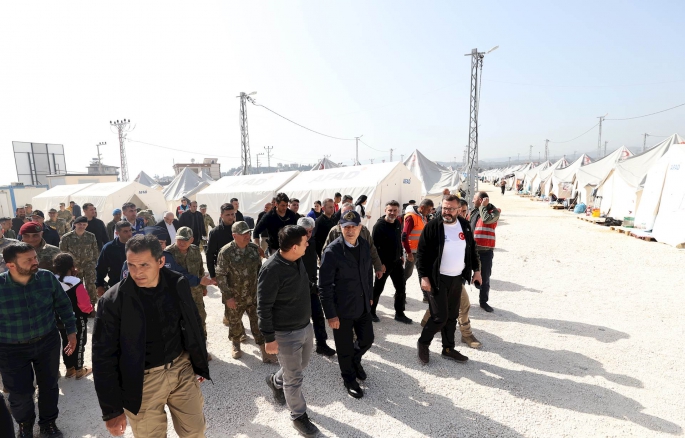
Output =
[{"x1": 0, "y1": 188, "x2": 501, "y2": 438}]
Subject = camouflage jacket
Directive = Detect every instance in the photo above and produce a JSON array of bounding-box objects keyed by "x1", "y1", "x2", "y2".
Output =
[
  {"x1": 166, "y1": 243, "x2": 205, "y2": 294},
  {"x1": 0, "y1": 237, "x2": 19, "y2": 273},
  {"x1": 57, "y1": 210, "x2": 72, "y2": 224},
  {"x1": 203, "y1": 214, "x2": 215, "y2": 236},
  {"x1": 36, "y1": 239, "x2": 61, "y2": 271},
  {"x1": 138, "y1": 210, "x2": 156, "y2": 228},
  {"x1": 45, "y1": 219, "x2": 68, "y2": 237},
  {"x1": 215, "y1": 241, "x2": 261, "y2": 303},
  {"x1": 59, "y1": 230, "x2": 99, "y2": 272}
]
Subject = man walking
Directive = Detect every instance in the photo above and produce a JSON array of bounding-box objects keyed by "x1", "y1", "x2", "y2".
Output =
[
  {"x1": 106, "y1": 209, "x2": 122, "y2": 241},
  {"x1": 178, "y1": 201, "x2": 206, "y2": 247},
  {"x1": 253, "y1": 193, "x2": 299, "y2": 255},
  {"x1": 19, "y1": 222, "x2": 61, "y2": 271},
  {"x1": 403, "y1": 199, "x2": 433, "y2": 282},
  {"x1": 155, "y1": 211, "x2": 180, "y2": 246},
  {"x1": 0, "y1": 242, "x2": 77, "y2": 438},
  {"x1": 60, "y1": 216, "x2": 100, "y2": 308},
  {"x1": 230, "y1": 198, "x2": 244, "y2": 222},
  {"x1": 470, "y1": 191, "x2": 500, "y2": 312},
  {"x1": 312, "y1": 198, "x2": 336, "y2": 258},
  {"x1": 92, "y1": 235, "x2": 210, "y2": 437},
  {"x1": 69, "y1": 201, "x2": 81, "y2": 219},
  {"x1": 199, "y1": 204, "x2": 215, "y2": 237},
  {"x1": 319, "y1": 211, "x2": 374, "y2": 399},
  {"x1": 371, "y1": 201, "x2": 411, "y2": 324},
  {"x1": 82, "y1": 203, "x2": 109, "y2": 250},
  {"x1": 45, "y1": 209, "x2": 68, "y2": 238},
  {"x1": 57, "y1": 203, "x2": 72, "y2": 227},
  {"x1": 96, "y1": 221, "x2": 133, "y2": 297},
  {"x1": 416, "y1": 195, "x2": 481, "y2": 365},
  {"x1": 215, "y1": 221, "x2": 276, "y2": 363},
  {"x1": 0, "y1": 222, "x2": 19, "y2": 272},
  {"x1": 30, "y1": 210, "x2": 60, "y2": 247},
  {"x1": 258, "y1": 226, "x2": 320, "y2": 438}
]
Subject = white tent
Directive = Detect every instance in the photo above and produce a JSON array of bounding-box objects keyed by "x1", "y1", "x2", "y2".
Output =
[
  {"x1": 196, "y1": 171, "x2": 300, "y2": 219},
  {"x1": 404, "y1": 150, "x2": 449, "y2": 196},
  {"x1": 134, "y1": 171, "x2": 156, "y2": 187},
  {"x1": 530, "y1": 158, "x2": 567, "y2": 195},
  {"x1": 198, "y1": 170, "x2": 215, "y2": 184},
  {"x1": 163, "y1": 167, "x2": 211, "y2": 211},
  {"x1": 573, "y1": 146, "x2": 632, "y2": 205},
  {"x1": 311, "y1": 157, "x2": 341, "y2": 171},
  {"x1": 70, "y1": 181, "x2": 168, "y2": 224},
  {"x1": 32, "y1": 183, "x2": 93, "y2": 213},
  {"x1": 280, "y1": 162, "x2": 422, "y2": 226},
  {"x1": 522, "y1": 161, "x2": 550, "y2": 193},
  {"x1": 595, "y1": 134, "x2": 684, "y2": 218},
  {"x1": 549, "y1": 154, "x2": 592, "y2": 198},
  {"x1": 634, "y1": 144, "x2": 685, "y2": 246}
]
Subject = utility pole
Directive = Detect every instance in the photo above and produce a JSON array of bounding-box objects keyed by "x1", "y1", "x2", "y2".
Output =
[
  {"x1": 643, "y1": 133, "x2": 649, "y2": 152},
  {"x1": 508, "y1": 157, "x2": 511, "y2": 166},
  {"x1": 517, "y1": 153, "x2": 520, "y2": 163},
  {"x1": 544, "y1": 139, "x2": 549, "y2": 162},
  {"x1": 604, "y1": 141, "x2": 608, "y2": 157},
  {"x1": 355, "y1": 135, "x2": 363, "y2": 165},
  {"x1": 389, "y1": 148, "x2": 393, "y2": 162},
  {"x1": 538, "y1": 151, "x2": 541, "y2": 162},
  {"x1": 109, "y1": 120, "x2": 133, "y2": 181},
  {"x1": 529, "y1": 145, "x2": 533, "y2": 162},
  {"x1": 96, "y1": 141, "x2": 106, "y2": 174},
  {"x1": 237, "y1": 91, "x2": 257, "y2": 175},
  {"x1": 256, "y1": 152, "x2": 264, "y2": 170},
  {"x1": 573, "y1": 150, "x2": 577, "y2": 161},
  {"x1": 597, "y1": 113, "x2": 607, "y2": 160},
  {"x1": 400, "y1": 154, "x2": 404, "y2": 162},
  {"x1": 264, "y1": 146, "x2": 273, "y2": 169}
]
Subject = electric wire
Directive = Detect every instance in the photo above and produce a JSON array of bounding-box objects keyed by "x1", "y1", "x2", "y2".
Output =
[
  {"x1": 605, "y1": 102, "x2": 685, "y2": 120},
  {"x1": 128, "y1": 139, "x2": 240, "y2": 159},
  {"x1": 548, "y1": 122, "x2": 599, "y2": 144},
  {"x1": 359, "y1": 139, "x2": 388, "y2": 152},
  {"x1": 250, "y1": 101, "x2": 356, "y2": 141},
  {"x1": 486, "y1": 79, "x2": 685, "y2": 88}
]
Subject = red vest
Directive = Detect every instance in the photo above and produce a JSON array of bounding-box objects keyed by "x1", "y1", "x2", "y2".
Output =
[{"x1": 474, "y1": 218, "x2": 496, "y2": 248}]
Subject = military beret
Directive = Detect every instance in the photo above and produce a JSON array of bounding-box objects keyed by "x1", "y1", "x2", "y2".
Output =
[
  {"x1": 19, "y1": 222, "x2": 42, "y2": 235},
  {"x1": 73, "y1": 216, "x2": 88, "y2": 224}
]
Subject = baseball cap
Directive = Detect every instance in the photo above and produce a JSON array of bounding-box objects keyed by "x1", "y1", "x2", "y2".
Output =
[
  {"x1": 48, "y1": 208, "x2": 57, "y2": 213},
  {"x1": 112, "y1": 208, "x2": 122, "y2": 215},
  {"x1": 231, "y1": 221, "x2": 252, "y2": 235},
  {"x1": 199, "y1": 204, "x2": 207, "y2": 209},
  {"x1": 339, "y1": 210, "x2": 361, "y2": 227},
  {"x1": 176, "y1": 226, "x2": 193, "y2": 240},
  {"x1": 59, "y1": 202, "x2": 65, "y2": 206},
  {"x1": 73, "y1": 216, "x2": 88, "y2": 224},
  {"x1": 31, "y1": 210, "x2": 45, "y2": 219},
  {"x1": 19, "y1": 222, "x2": 42, "y2": 235}
]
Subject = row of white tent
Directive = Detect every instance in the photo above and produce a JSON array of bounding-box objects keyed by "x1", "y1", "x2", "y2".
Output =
[{"x1": 479, "y1": 134, "x2": 685, "y2": 248}]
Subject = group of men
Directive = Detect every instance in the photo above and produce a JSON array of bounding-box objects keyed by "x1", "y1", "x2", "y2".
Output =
[{"x1": 0, "y1": 188, "x2": 500, "y2": 438}]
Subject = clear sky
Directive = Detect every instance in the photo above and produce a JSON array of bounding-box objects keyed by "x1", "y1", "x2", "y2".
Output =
[{"x1": 2, "y1": 0, "x2": 683, "y2": 182}]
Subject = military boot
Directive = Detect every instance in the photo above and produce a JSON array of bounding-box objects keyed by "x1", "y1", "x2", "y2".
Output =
[
  {"x1": 260, "y1": 344, "x2": 278, "y2": 364},
  {"x1": 232, "y1": 342, "x2": 242, "y2": 359},
  {"x1": 64, "y1": 367, "x2": 76, "y2": 379},
  {"x1": 459, "y1": 320, "x2": 482, "y2": 348}
]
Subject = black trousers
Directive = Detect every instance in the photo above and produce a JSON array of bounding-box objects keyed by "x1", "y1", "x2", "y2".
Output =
[
  {"x1": 59, "y1": 316, "x2": 88, "y2": 370},
  {"x1": 332, "y1": 311, "x2": 374, "y2": 384},
  {"x1": 372, "y1": 258, "x2": 406, "y2": 315},
  {"x1": 0, "y1": 329, "x2": 61, "y2": 425},
  {"x1": 418, "y1": 275, "x2": 462, "y2": 349},
  {"x1": 310, "y1": 293, "x2": 328, "y2": 344},
  {"x1": 1, "y1": 394, "x2": 14, "y2": 436}
]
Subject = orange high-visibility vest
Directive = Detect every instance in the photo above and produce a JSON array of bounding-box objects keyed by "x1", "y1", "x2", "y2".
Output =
[
  {"x1": 404, "y1": 211, "x2": 426, "y2": 252},
  {"x1": 474, "y1": 217, "x2": 496, "y2": 248}
]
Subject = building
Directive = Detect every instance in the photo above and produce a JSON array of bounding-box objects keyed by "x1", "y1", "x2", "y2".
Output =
[
  {"x1": 45, "y1": 158, "x2": 120, "y2": 188},
  {"x1": 172, "y1": 158, "x2": 221, "y2": 180},
  {"x1": 0, "y1": 183, "x2": 48, "y2": 217}
]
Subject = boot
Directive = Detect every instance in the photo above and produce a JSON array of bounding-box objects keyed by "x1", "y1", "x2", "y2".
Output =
[
  {"x1": 260, "y1": 344, "x2": 278, "y2": 364},
  {"x1": 17, "y1": 421, "x2": 34, "y2": 438},
  {"x1": 75, "y1": 367, "x2": 92, "y2": 380},
  {"x1": 461, "y1": 334, "x2": 482, "y2": 349},
  {"x1": 64, "y1": 367, "x2": 76, "y2": 379},
  {"x1": 231, "y1": 342, "x2": 242, "y2": 359},
  {"x1": 39, "y1": 420, "x2": 64, "y2": 437}
]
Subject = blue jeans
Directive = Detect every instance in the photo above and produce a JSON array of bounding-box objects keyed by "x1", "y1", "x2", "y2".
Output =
[
  {"x1": 0, "y1": 329, "x2": 61, "y2": 425},
  {"x1": 478, "y1": 249, "x2": 494, "y2": 304}
]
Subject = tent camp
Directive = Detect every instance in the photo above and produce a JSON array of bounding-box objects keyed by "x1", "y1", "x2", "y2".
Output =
[
  {"x1": 549, "y1": 154, "x2": 592, "y2": 198},
  {"x1": 311, "y1": 157, "x2": 341, "y2": 171},
  {"x1": 195, "y1": 171, "x2": 300, "y2": 219},
  {"x1": 522, "y1": 161, "x2": 550, "y2": 193},
  {"x1": 163, "y1": 167, "x2": 211, "y2": 211},
  {"x1": 573, "y1": 146, "x2": 632, "y2": 205},
  {"x1": 70, "y1": 181, "x2": 168, "y2": 224},
  {"x1": 595, "y1": 134, "x2": 684, "y2": 218},
  {"x1": 135, "y1": 171, "x2": 156, "y2": 187},
  {"x1": 31, "y1": 183, "x2": 93, "y2": 213},
  {"x1": 529, "y1": 158, "x2": 567, "y2": 195},
  {"x1": 404, "y1": 150, "x2": 451, "y2": 196},
  {"x1": 198, "y1": 170, "x2": 215, "y2": 184},
  {"x1": 279, "y1": 162, "x2": 422, "y2": 225}
]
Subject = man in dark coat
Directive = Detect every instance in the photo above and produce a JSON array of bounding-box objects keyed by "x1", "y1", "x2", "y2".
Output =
[
  {"x1": 178, "y1": 200, "x2": 205, "y2": 247},
  {"x1": 155, "y1": 211, "x2": 180, "y2": 247},
  {"x1": 82, "y1": 203, "x2": 109, "y2": 250}
]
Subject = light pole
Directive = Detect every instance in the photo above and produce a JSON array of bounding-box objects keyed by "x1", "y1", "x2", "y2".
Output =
[
  {"x1": 96, "y1": 141, "x2": 106, "y2": 174},
  {"x1": 256, "y1": 152, "x2": 264, "y2": 171},
  {"x1": 237, "y1": 91, "x2": 257, "y2": 175},
  {"x1": 109, "y1": 120, "x2": 133, "y2": 181},
  {"x1": 597, "y1": 113, "x2": 608, "y2": 159},
  {"x1": 355, "y1": 135, "x2": 363, "y2": 166}
]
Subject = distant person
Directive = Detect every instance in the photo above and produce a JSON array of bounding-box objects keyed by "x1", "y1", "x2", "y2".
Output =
[
  {"x1": 176, "y1": 197, "x2": 190, "y2": 218},
  {"x1": 0, "y1": 221, "x2": 19, "y2": 272},
  {"x1": 24, "y1": 204, "x2": 33, "y2": 217},
  {"x1": 470, "y1": 191, "x2": 500, "y2": 312},
  {"x1": 120, "y1": 202, "x2": 145, "y2": 237},
  {"x1": 230, "y1": 198, "x2": 244, "y2": 222},
  {"x1": 253, "y1": 193, "x2": 299, "y2": 255},
  {"x1": 333, "y1": 193, "x2": 342, "y2": 212},
  {"x1": 96, "y1": 221, "x2": 133, "y2": 297},
  {"x1": 82, "y1": 203, "x2": 109, "y2": 250},
  {"x1": 12, "y1": 206, "x2": 27, "y2": 235},
  {"x1": 1, "y1": 217, "x2": 17, "y2": 240},
  {"x1": 500, "y1": 179, "x2": 506, "y2": 195},
  {"x1": 31, "y1": 210, "x2": 60, "y2": 247},
  {"x1": 332, "y1": 195, "x2": 353, "y2": 224},
  {"x1": 58, "y1": 202, "x2": 73, "y2": 226},
  {"x1": 307, "y1": 200, "x2": 322, "y2": 220},
  {"x1": 19, "y1": 221, "x2": 61, "y2": 271},
  {"x1": 312, "y1": 198, "x2": 337, "y2": 258},
  {"x1": 60, "y1": 216, "x2": 100, "y2": 308},
  {"x1": 199, "y1": 204, "x2": 215, "y2": 237},
  {"x1": 45, "y1": 208, "x2": 69, "y2": 237},
  {"x1": 354, "y1": 195, "x2": 371, "y2": 221},
  {"x1": 289, "y1": 198, "x2": 303, "y2": 218},
  {"x1": 178, "y1": 200, "x2": 206, "y2": 248},
  {"x1": 403, "y1": 199, "x2": 433, "y2": 284},
  {"x1": 255, "y1": 200, "x2": 274, "y2": 252},
  {"x1": 107, "y1": 208, "x2": 122, "y2": 241},
  {"x1": 69, "y1": 201, "x2": 81, "y2": 218}
]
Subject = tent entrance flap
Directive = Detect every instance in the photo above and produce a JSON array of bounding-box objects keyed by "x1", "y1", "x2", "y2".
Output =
[{"x1": 127, "y1": 194, "x2": 148, "y2": 210}]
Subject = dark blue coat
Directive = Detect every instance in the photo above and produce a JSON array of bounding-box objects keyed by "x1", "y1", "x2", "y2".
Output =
[
  {"x1": 318, "y1": 236, "x2": 374, "y2": 320},
  {"x1": 42, "y1": 223, "x2": 61, "y2": 247},
  {"x1": 96, "y1": 238, "x2": 127, "y2": 288}
]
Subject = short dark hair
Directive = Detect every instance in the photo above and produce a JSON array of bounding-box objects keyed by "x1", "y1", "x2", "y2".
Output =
[
  {"x1": 220, "y1": 203, "x2": 235, "y2": 213},
  {"x1": 342, "y1": 195, "x2": 353, "y2": 203},
  {"x1": 2, "y1": 243, "x2": 35, "y2": 264},
  {"x1": 125, "y1": 235, "x2": 163, "y2": 260},
  {"x1": 458, "y1": 198, "x2": 469, "y2": 208},
  {"x1": 314, "y1": 200, "x2": 321, "y2": 206},
  {"x1": 52, "y1": 253, "x2": 75, "y2": 279},
  {"x1": 290, "y1": 198, "x2": 300, "y2": 204},
  {"x1": 122, "y1": 202, "x2": 136, "y2": 211},
  {"x1": 334, "y1": 192, "x2": 342, "y2": 198},
  {"x1": 0, "y1": 217, "x2": 11, "y2": 222},
  {"x1": 442, "y1": 194, "x2": 460, "y2": 203},
  {"x1": 419, "y1": 199, "x2": 434, "y2": 208},
  {"x1": 16, "y1": 207, "x2": 25, "y2": 213},
  {"x1": 478, "y1": 191, "x2": 489, "y2": 199},
  {"x1": 115, "y1": 220, "x2": 132, "y2": 232},
  {"x1": 275, "y1": 193, "x2": 290, "y2": 204},
  {"x1": 385, "y1": 200, "x2": 400, "y2": 208},
  {"x1": 82, "y1": 203, "x2": 94, "y2": 211},
  {"x1": 230, "y1": 198, "x2": 238, "y2": 203},
  {"x1": 322, "y1": 198, "x2": 334, "y2": 205},
  {"x1": 278, "y1": 225, "x2": 307, "y2": 252}
]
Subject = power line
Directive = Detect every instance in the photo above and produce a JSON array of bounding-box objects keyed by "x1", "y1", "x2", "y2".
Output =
[
  {"x1": 127, "y1": 139, "x2": 239, "y2": 159},
  {"x1": 485, "y1": 78, "x2": 685, "y2": 88},
  {"x1": 358, "y1": 139, "x2": 388, "y2": 152},
  {"x1": 605, "y1": 102, "x2": 685, "y2": 120},
  {"x1": 548, "y1": 122, "x2": 599, "y2": 144},
  {"x1": 251, "y1": 101, "x2": 355, "y2": 141}
]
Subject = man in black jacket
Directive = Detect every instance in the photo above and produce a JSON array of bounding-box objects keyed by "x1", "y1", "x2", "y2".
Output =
[
  {"x1": 30, "y1": 210, "x2": 61, "y2": 247},
  {"x1": 371, "y1": 200, "x2": 411, "y2": 324},
  {"x1": 319, "y1": 210, "x2": 374, "y2": 399},
  {"x1": 330, "y1": 195, "x2": 353, "y2": 225},
  {"x1": 312, "y1": 198, "x2": 336, "y2": 258},
  {"x1": 253, "y1": 193, "x2": 299, "y2": 254},
  {"x1": 155, "y1": 211, "x2": 180, "y2": 246},
  {"x1": 178, "y1": 200, "x2": 205, "y2": 248},
  {"x1": 82, "y1": 203, "x2": 109, "y2": 250},
  {"x1": 416, "y1": 195, "x2": 481, "y2": 365},
  {"x1": 95, "y1": 221, "x2": 132, "y2": 297},
  {"x1": 231, "y1": 198, "x2": 244, "y2": 222},
  {"x1": 92, "y1": 235, "x2": 210, "y2": 437}
]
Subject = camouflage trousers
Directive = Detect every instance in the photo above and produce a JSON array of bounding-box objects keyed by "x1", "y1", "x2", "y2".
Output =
[
  {"x1": 77, "y1": 271, "x2": 98, "y2": 307},
  {"x1": 225, "y1": 305, "x2": 246, "y2": 340},
  {"x1": 191, "y1": 288, "x2": 207, "y2": 338},
  {"x1": 226, "y1": 301, "x2": 264, "y2": 345}
]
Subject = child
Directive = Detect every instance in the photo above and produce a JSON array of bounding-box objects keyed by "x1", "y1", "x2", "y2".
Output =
[{"x1": 52, "y1": 253, "x2": 94, "y2": 379}]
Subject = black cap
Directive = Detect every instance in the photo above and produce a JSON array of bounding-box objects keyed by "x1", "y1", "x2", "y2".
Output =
[
  {"x1": 31, "y1": 210, "x2": 45, "y2": 219},
  {"x1": 73, "y1": 216, "x2": 88, "y2": 224}
]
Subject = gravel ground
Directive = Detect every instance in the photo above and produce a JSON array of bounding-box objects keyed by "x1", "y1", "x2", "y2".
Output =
[{"x1": 5, "y1": 192, "x2": 685, "y2": 437}]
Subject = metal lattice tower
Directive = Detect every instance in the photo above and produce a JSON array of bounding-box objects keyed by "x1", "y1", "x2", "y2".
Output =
[
  {"x1": 544, "y1": 139, "x2": 549, "y2": 162},
  {"x1": 529, "y1": 145, "x2": 533, "y2": 162},
  {"x1": 238, "y1": 92, "x2": 256, "y2": 175},
  {"x1": 597, "y1": 113, "x2": 607, "y2": 160},
  {"x1": 109, "y1": 119, "x2": 133, "y2": 181}
]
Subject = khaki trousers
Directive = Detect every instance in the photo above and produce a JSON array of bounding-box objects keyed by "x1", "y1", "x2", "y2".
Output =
[
  {"x1": 422, "y1": 285, "x2": 473, "y2": 336},
  {"x1": 124, "y1": 352, "x2": 206, "y2": 438}
]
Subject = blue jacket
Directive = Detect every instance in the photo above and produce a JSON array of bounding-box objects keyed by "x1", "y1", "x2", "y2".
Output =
[
  {"x1": 318, "y1": 236, "x2": 374, "y2": 320},
  {"x1": 96, "y1": 238, "x2": 127, "y2": 288},
  {"x1": 120, "y1": 250, "x2": 202, "y2": 287}
]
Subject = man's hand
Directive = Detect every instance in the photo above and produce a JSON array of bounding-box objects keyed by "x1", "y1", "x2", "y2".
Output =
[
  {"x1": 472, "y1": 271, "x2": 482, "y2": 285},
  {"x1": 407, "y1": 253, "x2": 415, "y2": 262},
  {"x1": 225, "y1": 298, "x2": 237, "y2": 309},
  {"x1": 265, "y1": 340, "x2": 279, "y2": 355},
  {"x1": 96, "y1": 286, "x2": 106, "y2": 297},
  {"x1": 64, "y1": 333, "x2": 76, "y2": 356},
  {"x1": 375, "y1": 271, "x2": 383, "y2": 279},
  {"x1": 257, "y1": 247, "x2": 266, "y2": 258},
  {"x1": 481, "y1": 197, "x2": 490, "y2": 207},
  {"x1": 420, "y1": 277, "x2": 432, "y2": 292},
  {"x1": 105, "y1": 413, "x2": 127, "y2": 436},
  {"x1": 370, "y1": 300, "x2": 373, "y2": 306},
  {"x1": 197, "y1": 375, "x2": 206, "y2": 383},
  {"x1": 202, "y1": 287, "x2": 208, "y2": 297},
  {"x1": 200, "y1": 275, "x2": 216, "y2": 286},
  {"x1": 328, "y1": 317, "x2": 340, "y2": 329}
]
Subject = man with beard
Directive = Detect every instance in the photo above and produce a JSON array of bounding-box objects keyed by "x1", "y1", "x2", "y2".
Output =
[
  {"x1": 253, "y1": 193, "x2": 299, "y2": 255},
  {"x1": 19, "y1": 221, "x2": 61, "y2": 271},
  {"x1": 470, "y1": 191, "x2": 500, "y2": 312},
  {"x1": 82, "y1": 203, "x2": 109, "y2": 250},
  {"x1": 12, "y1": 207, "x2": 28, "y2": 236}
]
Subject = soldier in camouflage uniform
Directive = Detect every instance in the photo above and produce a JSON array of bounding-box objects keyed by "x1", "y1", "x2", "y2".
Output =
[
  {"x1": 57, "y1": 202, "x2": 73, "y2": 226},
  {"x1": 215, "y1": 221, "x2": 277, "y2": 363},
  {"x1": 45, "y1": 208, "x2": 69, "y2": 237},
  {"x1": 138, "y1": 209, "x2": 156, "y2": 228},
  {"x1": 15, "y1": 221, "x2": 61, "y2": 271},
  {"x1": 199, "y1": 205, "x2": 214, "y2": 251},
  {"x1": 0, "y1": 224, "x2": 19, "y2": 273},
  {"x1": 60, "y1": 216, "x2": 99, "y2": 308}
]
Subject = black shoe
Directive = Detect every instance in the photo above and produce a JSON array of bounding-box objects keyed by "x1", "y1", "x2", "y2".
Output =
[
  {"x1": 292, "y1": 412, "x2": 320, "y2": 438},
  {"x1": 441, "y1": 347, "x2": 469, "y2": 362},
  {"x1": 266, "y1": 373, "x2": 286, "y2": 406},
  {"x1": 394, "y1": 314, "x2": 413, "y2": 324},
  {"x1": 17, "y1": 422, "x2": 34, "y2": 438},
  {"x1": 371, "y1": 313, "x2": 380, "y2": 323},
  {"x1": 480, "y1": 303, "x2": 494, "y2": 312},
  {"x1": 344, "y1": 380, "x2": 364, "y2": 399},
  {"x1": 417, "y1": 341, "x2": 429, "y2": 364},
  {"x1": 39, "y1": 421, "x2": 63, "y2": 438},
  {"x1": 354, "y1": 363, "x2": 367, "y2": 380},
  {"x1": 315, "y1": 342, "x2": 336, "y2": 357}
]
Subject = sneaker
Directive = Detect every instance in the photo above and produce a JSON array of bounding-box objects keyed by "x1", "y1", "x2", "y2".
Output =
[
  {"x1": 441, "y1": 347, "x2": 468, "y2": 362},
  {"x1": 344, "y1": 380, "x2": 364, "y2": 399},
  {"x1": 232, "y1": 342, "x2": 242, "y2": 359},
  {"x1": 417, "y1": 341, "x2": 429, "y2": 364},
  {"x1": 315, "y1": 342, "x2": 336, "y2": 357},
  {"x1": 480, "y1": 303, "x2": 494, "y2": 313},
  {"x1": 394, "y1": 314, "x2": 413, "y2": 324},
  {"x1": 265, "y1": 373, "x2": 286, "y2": 406},
  {"x1": 354, "y1": 363, "x2": 367, "y2": 381},
  {"x1": 371, "y1": 313, "x2": 380, "y2": 323},
  {"x1": 461, "y1": 335, "x2": 482, "y2": 349},
  {"x1": 64, "y1": 367, "x2": 76, "y2": 379},
  {"x1": 75, "y1": 367, "x2": 92, "y2": 380},
  {"x1": 17, "y1": 421, "x2": 34, "y2": 438},
  {"x1": 292, "y1": 412, "x2": 320, "y2": 438},
  {"x1": 260, "y1": 344, "x2": 278, "y2": 364},
  {"x1": 39, "y1": 421, "x2": 63, "y2": 438}
]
